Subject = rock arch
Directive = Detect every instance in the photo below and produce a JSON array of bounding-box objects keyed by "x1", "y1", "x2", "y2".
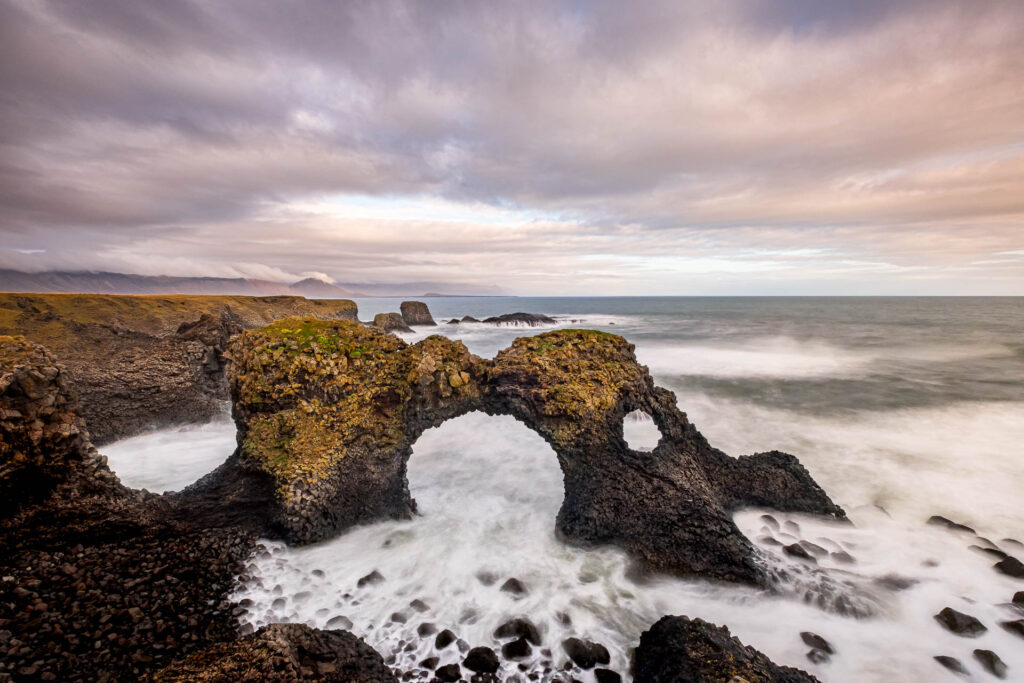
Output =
[{"x1": 194, "y1": 319, "x2": 843, "y2": 586}]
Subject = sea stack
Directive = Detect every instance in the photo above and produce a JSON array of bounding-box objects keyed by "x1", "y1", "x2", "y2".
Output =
[{"x1": 401, "y1": 300, "x2": 437, "y2": 326}]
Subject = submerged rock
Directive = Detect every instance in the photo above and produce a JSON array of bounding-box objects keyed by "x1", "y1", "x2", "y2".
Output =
[
  {"x1": 1001, "y1": 619, "x2": 1024, "y2": 639},
  {"x1": 210, "y1": 320, "x2": 844, "y2": 584},
  {"x1": 494, "y1": 617, "x2": 541, "y2": 645},
  {"x1": 934, "y1": 607, "x2": 987, "y2": 637},
  {"x1": 152, "y1": 623, "x2": 395, "y2": 681},
  {"x1": 934, "y1": 656, "x2": 969, "y2": 676},
  {"x1": 400, "y1": 301, "x2": 436, "y2": 327},
  {"x1": 973, "y1": 649, "x2": 1008, "y2": 679},
  {"x1": 927, "y1": 515, "x2": 976, "y2": 534},
  {"x1": 800, "y1": 632, "x2": 834, "y2": 654},
  {"x1": 500, "y1": 577, "x2": 528, "y2": 597},
  {"x1": 633, "y1": 615, "x2": 819, "y2": 682}
]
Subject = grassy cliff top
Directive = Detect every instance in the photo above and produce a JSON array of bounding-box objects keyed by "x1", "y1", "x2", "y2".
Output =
[{"x1": 0, "y1": 292, "x2": 358, "y2": 350}]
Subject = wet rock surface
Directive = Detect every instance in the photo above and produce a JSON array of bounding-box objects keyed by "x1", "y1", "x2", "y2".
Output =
[
  {"x1": 152, "y1": 623, "x2": 396, "y2": 682},
  {"x1": 214, "y1": 320, "x2": 844, "y2": 584},
  {"x1": 934, "y1": 655, "x2": 969, "y2": 676},
  {"x1": 994, "y1": 555, "x2": 1024, "y2": 578},
  {"x1": 973, "y1": 649, "x2": 1008, "y2": 679},
  {"x1": 633, "y1": 615, "x2": 819, "y2": 682},
  {"x1": 934, "y1": 607, "x2": 987, "y2": 637}
]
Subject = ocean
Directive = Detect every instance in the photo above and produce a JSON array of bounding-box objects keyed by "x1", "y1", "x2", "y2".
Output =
[{"x1": 103, "y1": 296, "x2": 1024, "y2": 681}]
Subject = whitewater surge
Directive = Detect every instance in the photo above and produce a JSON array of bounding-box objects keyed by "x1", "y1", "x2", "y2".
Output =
[{"x1": 102, "y1": 299, "x2": 1024, "y2": 681}]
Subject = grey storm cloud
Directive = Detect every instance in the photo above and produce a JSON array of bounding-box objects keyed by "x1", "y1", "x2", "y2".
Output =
[{"x1": 1, "y1": 0, "x2": 1023, "y2": 293}]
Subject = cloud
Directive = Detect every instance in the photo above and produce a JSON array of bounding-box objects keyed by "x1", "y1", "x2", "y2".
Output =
[{"x1": 0, "y1": 0, "x2": 1022, "y2": 293}]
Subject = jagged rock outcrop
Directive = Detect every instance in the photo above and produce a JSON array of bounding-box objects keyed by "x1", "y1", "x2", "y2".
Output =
[
  {"x1": 0, "y1": 334, "x2": 383, "y2": 682},
  {"x1": 0, "y1": 336, "x2": 118, "y2": 515},
  {"x1": 209, "y1": 319, "x2": 843, "y2": 584},
  {"x1": 401, "y1": 300, "x2": 437, "y2": 326},
  {"x1": 0, "y1": 293, "x2": 358, "y2": 443},
  {"x1": 482, "y1": 312, "x2": 556, "y2": 326},
  {"x1": 633, "y1": 615, "x2": 819, "y2": 682},
  {"x1": 152, "y1": 624, "x2": 397, "y2": 682},
  {"x1": 373, "y1": 312, "x2": 414, "y2": 333}
]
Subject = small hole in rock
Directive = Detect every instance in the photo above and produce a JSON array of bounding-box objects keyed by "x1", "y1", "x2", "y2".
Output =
[{"x1": 623, "y1": 410, "x2": 661, "y2": 451}]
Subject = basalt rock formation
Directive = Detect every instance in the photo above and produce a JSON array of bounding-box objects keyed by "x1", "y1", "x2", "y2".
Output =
[
  {"x1": 482, "y1": 311, "x2": 557, "y2": 326},
  {"x1": 633, "y1": 615, "x2": 819, "y2": 682},
  {"x1": 212, "y1": 318, "x2": 843, "y2": 585},
  {"x1": 0, "y1": 293, "x2": 358, "y2": 443},
  {"x1": 373, "y1": 312, "x2": 414, "y2": 333},
  {"x1": 401, "y1": 300, "x2": 437, "y2": 326},
  {"x1": 152, "y1": 623, "x2": 397, "y2": 682}
]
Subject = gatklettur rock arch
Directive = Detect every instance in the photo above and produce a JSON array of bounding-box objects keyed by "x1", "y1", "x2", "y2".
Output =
[{"x1": 185, "y1": 318, "x2": 844, "y2": 586}]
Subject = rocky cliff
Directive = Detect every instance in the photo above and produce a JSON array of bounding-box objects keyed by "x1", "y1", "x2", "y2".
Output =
[
  {"x1": 0, "y1": 293, "x2": 358, "y2": 443},
  {"x1": 208, "y1": 318, "x2": 844, "y2": 585}
]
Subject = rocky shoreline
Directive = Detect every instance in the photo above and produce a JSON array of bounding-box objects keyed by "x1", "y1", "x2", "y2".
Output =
[{"x1": 8, "y1": 296, "x2": 1020, "y2": 680}]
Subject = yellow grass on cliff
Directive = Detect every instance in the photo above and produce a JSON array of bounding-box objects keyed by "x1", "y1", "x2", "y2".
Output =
[{"x1": 0, "y1": 292, "x2": 358, "y2": 352}]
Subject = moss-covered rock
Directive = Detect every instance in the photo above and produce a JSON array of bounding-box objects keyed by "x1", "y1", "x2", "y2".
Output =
[{"x1": 215, "y1": 322, "x2": 843, "y2": 584}]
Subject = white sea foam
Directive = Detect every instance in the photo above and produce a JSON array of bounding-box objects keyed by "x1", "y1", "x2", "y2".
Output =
[{"x1": 102, "y1": 417, "x2": 235, "y2": 493}]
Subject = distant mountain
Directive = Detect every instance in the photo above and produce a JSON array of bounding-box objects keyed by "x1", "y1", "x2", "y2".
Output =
[
  {"x1": 336, "y1": 281, "x2": 505, "y2": 296},
  {"x1": 0, "y1": 269, "x2": 362, "y2": 298}
]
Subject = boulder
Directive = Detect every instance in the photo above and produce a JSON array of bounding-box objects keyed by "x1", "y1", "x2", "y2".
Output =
[
  {"x1": 481, "y1": 312, "x2": 556, "y2": 326},
  {"x1": 934, "y1": 656, "x2": 968, "y2": 676},
  {"x1": 633, "y1": 616, "x2": 819, "y2": 682},
  {"x1": 934, "y1": 607, "x2": 986, "y2": 637},
  {"x1": 994, "y1": 556, "x2": 1024, "y2": 578},
  {"x1": 152, "y1": 623, "x2": 396, "y2": 681},
  {"x1": 501, "y1": 637, "x2": 532, "y2": 659},
  {"x1": 463, "y1": 646, "x2": 500, "y2": 674},
  {"x1": 207, "y1": 321, "x2": 844, "y2": 585},
  {"x1": 927, "y1": 515, "x2": 975, "y2": 534},
  {"x1": 1001, "y1": 619, "x2": 1024, "y2": 639},
  {"x1": 400, "y1": 301, "x2": 437, "y2": 327},
  {"x1": 562, "y1": 638, "x2": 610, "y2": 669},
  {"x1": 373, "y1": 312, "x2": 414, "y2": 333},
  {"x1": 494, "y1": 617, "x2": 541, "y2": 645},
  {"x1": 973, "y1": 649, "x2": 1007, "y2": 679}
]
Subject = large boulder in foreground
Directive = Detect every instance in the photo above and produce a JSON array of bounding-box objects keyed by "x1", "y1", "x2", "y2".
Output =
[
  {"x1": 401, "y1": 300, "x2": 437, "y2": 326},
  {"x1": 153, "y1": 623, "x2": 396, "y2": 682},
  {"x1": 633, "y1": 616, "x2": 819, "y2": 682},
  {"x1": 0, "y1": 336, "x2": 108, "y2": 514},
  {"x1": 373, "y1": 312, "x2": 414, "y2": 333},
  {"x1": 209, "y1": 319, "x2": 843, "y2": 585}
]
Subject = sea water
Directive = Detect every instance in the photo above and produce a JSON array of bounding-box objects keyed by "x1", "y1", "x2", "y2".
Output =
[{"x1": 104, "y1": 297, "x2": 1024, "y2": 681}]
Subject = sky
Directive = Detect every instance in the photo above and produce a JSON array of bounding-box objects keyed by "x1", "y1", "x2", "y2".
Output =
[{"x1": 1, "y1": 0, "x2": 1023, "y2": 295}]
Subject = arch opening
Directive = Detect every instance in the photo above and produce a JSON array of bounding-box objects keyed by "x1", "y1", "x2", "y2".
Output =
[{"x1": 622, "y1": 409, "x2": 663, "y2": 452}]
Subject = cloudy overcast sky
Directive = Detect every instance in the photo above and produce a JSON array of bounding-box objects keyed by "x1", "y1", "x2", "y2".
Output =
[{"x1": 1, "y1": 0, "x2": 1023, "y2": 294}]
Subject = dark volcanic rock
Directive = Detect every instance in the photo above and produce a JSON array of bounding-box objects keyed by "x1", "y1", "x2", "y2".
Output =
[
  {"x1": 435, "y1": 629, "x2": 457, "y2": 650},
  {"x1": 401, "y1": 301, "x2": 437, "y2": 327},
  {"x1": 494, "y1": 617, "x2": 541, "y2": 645},
  {"x1": 784, "y1": 543, "x2": 816, "y2": 562},
  {"x1": 481, "y1": 312, "x2": 556, "y2": 326},
  {"x1": 464, "y1": 646, "x2": 500, "y2": 673},
  {"x1": 934, "y1": 607, "x2": 987, "y2": 637},
  {"x1": 357, "y1": 570, "x2": 385, "y2": 587},
  {"x1": 633, "y1": 616, "x2": 819, "y2": 682},
  {"x1": 501, "y1": 637, "x2": 533, "y2": 660},
  {"x1": 594, "y1": 669, "x2": 622, "y2": 683},
  {"x1": 927, "y1": 515, "x2": 976, "y2": 534},
  {"x1": 1015, "y1": 591, "x2": 1024, "y2": 604},
  {"x1": 973, "y1": 649, "x2": 1008, "y2": 679},
  {"x1": 934, "y1": 656, "x2": 968, "y2": 676},
  {"x1": 152, "y1": 623, "x2": 396, "y2": 681},
  {"x1": 434, "y1": 663, "x2": 461, "y2": 681},
  {"x1": 500, "y1": 577, "x2": 528, "y2": 596},
  {"x1": 994, "y1": 555, "x2": 1024, "y2": 578},
  {"x1": 562, "y1": 638, "x2": 610, "y2": 669},
  {"x1": 799, "y1": 632, "x2": 834, "y2": 654},
  {"x1": 1001, "y1": 619, "x2": 1024, "y2": 639},
  {"x1": 373, "y1": 312, "x2": 414, "y2": 333},
  {"x1": 216, "y1": 322, "x2": 844, "y2": 584}
]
